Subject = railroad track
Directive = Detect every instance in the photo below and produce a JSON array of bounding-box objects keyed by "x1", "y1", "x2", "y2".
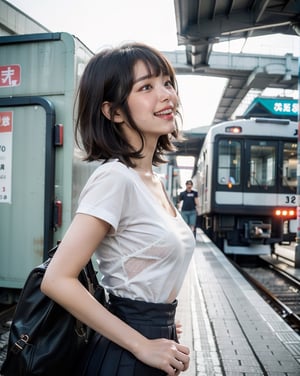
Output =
[
  {"x1": 231, "y1": 257, "x2": 300, "y2": 334},
  {"x1": 0, "y1": 304, "x2": 15, "y2": 370}
]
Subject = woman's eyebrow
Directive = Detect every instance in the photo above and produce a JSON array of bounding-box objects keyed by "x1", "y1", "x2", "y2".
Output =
[{"x1": 133, "y1": 74, "x2": 152, "y2": 84}]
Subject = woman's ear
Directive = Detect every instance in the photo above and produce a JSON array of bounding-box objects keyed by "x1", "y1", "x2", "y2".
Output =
[{"x1": 101, "y1": 102, "x2": 124, "y2": 123}]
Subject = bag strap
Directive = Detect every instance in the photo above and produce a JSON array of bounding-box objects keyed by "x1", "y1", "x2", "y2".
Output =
[
  {"x1": 85, "y1": 258, "x2": 106, "y2": 306},
  {"x1": 85, "y1": 259, "x2": 100, "y2": 290}
]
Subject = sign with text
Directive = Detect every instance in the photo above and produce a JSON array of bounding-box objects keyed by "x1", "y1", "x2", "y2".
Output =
[
  {"x1": 0, "y1": 65, "x2": 21, "y2": 87},
  {"x1": 245, "y1": 97, "x2": 298, "y2": 119},
  {"x1": 0, "y1": 111, "x2": 13, "y2": 203}
]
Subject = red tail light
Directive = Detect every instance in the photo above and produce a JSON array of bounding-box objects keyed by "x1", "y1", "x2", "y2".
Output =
[{"x1": 274, "y1": 208, "x2": 296, "y2": 219}]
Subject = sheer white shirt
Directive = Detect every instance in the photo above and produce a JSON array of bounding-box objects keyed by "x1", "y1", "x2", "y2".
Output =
[{"x1": 76, "y1": 160, "x2": 195, "y2": 303}]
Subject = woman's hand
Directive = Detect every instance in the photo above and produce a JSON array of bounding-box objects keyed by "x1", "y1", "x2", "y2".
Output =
[{"x1": 133, "y1": 338, "x2": 190, "y2": 375}]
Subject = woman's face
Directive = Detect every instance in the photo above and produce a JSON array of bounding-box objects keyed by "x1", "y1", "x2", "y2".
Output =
[{"x1": 126, "y1": 60, "x2": 178, "y2": 139}]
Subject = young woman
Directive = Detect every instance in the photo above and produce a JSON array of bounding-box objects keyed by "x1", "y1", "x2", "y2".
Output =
[{"x1": 41, "y1": 42, "x2": 195, "y2": 376}]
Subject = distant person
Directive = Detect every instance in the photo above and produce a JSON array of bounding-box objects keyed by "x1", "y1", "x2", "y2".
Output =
[
  {"x1": 41, "y1": 42, "x2": 195, "y2": 375},
  {"x1": 178, "y1": 180, "x2": 199, "y2": 235}
]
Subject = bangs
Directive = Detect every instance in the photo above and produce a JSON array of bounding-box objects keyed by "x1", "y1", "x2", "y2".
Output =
[{"x1": 121, "y1": 44, "x2": 177, "y2": 89}]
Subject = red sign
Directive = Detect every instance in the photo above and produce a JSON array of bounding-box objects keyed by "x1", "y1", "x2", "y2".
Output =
[
  {"x1": 0, "y1": 112, "x2": 13, "y2": 133},
  {"x1": 0, "y1": 65, "x2": 21, "y2": 87}
]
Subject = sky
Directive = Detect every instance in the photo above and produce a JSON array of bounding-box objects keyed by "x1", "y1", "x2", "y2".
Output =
[
  {"x1": 10, "y1": 0, "x2": 179, "y2": 53},
  {"x1": 7, "y1": 0, "x2": 300, "y2": 133}
]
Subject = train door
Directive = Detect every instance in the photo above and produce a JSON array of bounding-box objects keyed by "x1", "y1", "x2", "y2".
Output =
[
  {"x1": 243, "y1": 139, "x2": 277, "y2": 206},
  {"x1": 0, "y1": 97, "x2": 55, "y2": 289}
]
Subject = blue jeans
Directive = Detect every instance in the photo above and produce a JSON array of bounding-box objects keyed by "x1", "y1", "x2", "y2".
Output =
[{"x1": 181, "y1": 210, "x2": 196, "y2": 227}]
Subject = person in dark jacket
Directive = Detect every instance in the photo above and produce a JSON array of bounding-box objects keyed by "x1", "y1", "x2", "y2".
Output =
[{"x1": 178, "y1": 180, "x2": 199, "y2": 235}]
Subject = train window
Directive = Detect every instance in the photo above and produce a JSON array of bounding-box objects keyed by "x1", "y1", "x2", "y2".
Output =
[
  {"x1": 249, "y1": 144, "x2": 275, "y2": 187},
  {"x1": 217, "y1": 140, "x2": 241, "y2": 185},
  {"x1": 282, "y1": 142, "x2": 297, "y2": 188}
]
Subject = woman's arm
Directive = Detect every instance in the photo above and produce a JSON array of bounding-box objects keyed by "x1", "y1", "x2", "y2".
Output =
[
  {"x1": 194, "y1": 195, "x2": 200, "y2": 214},
  {"x1": 41, "y1": 213, "x2": 189, "y2": 375}
]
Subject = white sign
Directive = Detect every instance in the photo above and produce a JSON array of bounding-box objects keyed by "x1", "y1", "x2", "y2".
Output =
[{"x1": 0, "y1": 111, "x2": 13, "y2": 203}]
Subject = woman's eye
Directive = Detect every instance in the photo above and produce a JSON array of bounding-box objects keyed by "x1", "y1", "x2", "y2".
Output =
[
  {"x1": 140, "y1": 84, "x2": 152, "y2": 91},
  {"x1": 165, "y1": 80, "x2": 173, "y2": 88}
]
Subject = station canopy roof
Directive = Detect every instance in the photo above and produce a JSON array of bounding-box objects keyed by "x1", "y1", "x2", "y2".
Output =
[
  {"x1": 174, "y1": 0, "x2": 300, "y2": 70},
  {"x1": 171, "y1": 0, "x2": 300, "y2": 161}
]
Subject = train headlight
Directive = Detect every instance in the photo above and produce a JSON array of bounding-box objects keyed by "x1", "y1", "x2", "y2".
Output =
[{"x1": 225, "y1": 126, "x2": 242, "y2": 133}]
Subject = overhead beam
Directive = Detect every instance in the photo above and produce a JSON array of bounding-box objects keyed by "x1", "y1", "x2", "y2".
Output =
[{"x1": 163, "y1": 50, "x2": 299, "y2": 78}]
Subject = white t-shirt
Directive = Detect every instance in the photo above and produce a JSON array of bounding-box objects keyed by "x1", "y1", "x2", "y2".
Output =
[{"x1": 77, "y1": 160, "x2": 195, "y2": 303}]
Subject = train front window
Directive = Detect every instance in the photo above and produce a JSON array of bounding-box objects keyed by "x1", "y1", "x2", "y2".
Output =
[
  {"x1": 249, "y1": 143, "x2": 275, "y2": 187},
  {"x1": 217, "y1": 140, "x2": 241, "y2": 186},
  {"x1": 282, "y1": 142, "x2": 297, "y2": 188}
]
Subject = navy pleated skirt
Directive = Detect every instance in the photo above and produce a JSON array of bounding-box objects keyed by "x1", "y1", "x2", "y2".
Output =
[{"x1": 76, "y1": 295, "x2": 178, "y2": 376}]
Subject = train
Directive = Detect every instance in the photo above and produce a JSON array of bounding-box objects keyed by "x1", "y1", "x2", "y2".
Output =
[
  {"x1": 194, "y1": 117, "x2": 298, "y2": 255},
  {"x1": 0, "y1": 33, "x2": 96, "y2": 304}
]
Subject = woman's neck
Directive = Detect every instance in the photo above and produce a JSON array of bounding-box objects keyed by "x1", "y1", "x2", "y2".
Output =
[
  {"x1": 132, "y1": 155, "x2": 154, "y2": 176},
  {"x1": 134, "y1": 166, "x2": 153, "y2": 174}
]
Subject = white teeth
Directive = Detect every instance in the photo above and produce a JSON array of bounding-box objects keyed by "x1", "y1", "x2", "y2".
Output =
[{"x1": 155, "y1": 109, "x2": 172, "y2": 116}]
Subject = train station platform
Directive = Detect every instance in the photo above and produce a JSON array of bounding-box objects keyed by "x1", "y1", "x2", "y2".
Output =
[{"x1": 176, "y1": 230, "x2": 300, "y2": 375}]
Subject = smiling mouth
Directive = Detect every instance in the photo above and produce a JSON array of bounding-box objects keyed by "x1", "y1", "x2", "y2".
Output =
[{"x1": 154, "y1": 108, "x2": 173, "y2": 116}]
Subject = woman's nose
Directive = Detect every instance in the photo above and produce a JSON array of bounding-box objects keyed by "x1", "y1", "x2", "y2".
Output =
[{"x1": 158, "y1": 85, "x2": 171, "y2": 101}]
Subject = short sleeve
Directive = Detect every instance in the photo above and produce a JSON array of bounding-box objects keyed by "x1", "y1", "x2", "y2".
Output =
[{"x1": 76, "y1": 162, "x2": 131, "y2": 232}]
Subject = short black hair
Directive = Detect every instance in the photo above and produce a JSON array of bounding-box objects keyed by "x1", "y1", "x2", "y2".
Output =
[
  {"x1": 186, "y1": 180, "x2": 193, "y2": 185},
  {"x1": 75, "y1": 42, "x2": 182, "y2": 167}
]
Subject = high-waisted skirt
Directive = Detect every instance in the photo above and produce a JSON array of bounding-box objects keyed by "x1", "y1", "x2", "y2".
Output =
[{"x1": 76, "y1": 294, "x2": 178, "y2": 376}]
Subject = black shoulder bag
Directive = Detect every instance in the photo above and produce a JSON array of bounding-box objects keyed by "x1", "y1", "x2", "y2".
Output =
[{"x1": 1, "y1": 245, "x2": 106, "y2": 376}]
